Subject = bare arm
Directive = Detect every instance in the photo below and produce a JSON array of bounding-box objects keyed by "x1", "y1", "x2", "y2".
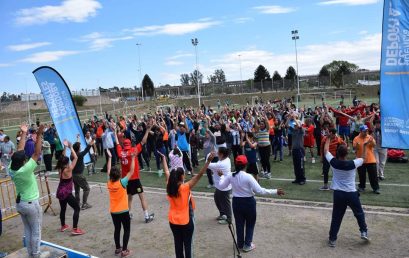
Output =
[
  {"x1": 107, "y1": 149, "x2": 112, "y2": 177},
  {"x1": 17, "y1": 123, "x2": 28, "y2": 151},
  {"x1": 158, "y1": 152, "x2": 170, "y2": 182},
  {"x1": 66, "y1": 141, "x2": 78, "y2": 170},
  {"x1": 140, "y1": 123, "x2": 152, "y2": 146},
  {"x1": 187, "y1": 153, "x2": 214, "y2": 189},
  {"x1": 32, "y1": 125, "x2": 44, "y2": 161}
]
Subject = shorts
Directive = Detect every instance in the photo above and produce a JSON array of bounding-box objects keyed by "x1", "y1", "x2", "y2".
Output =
[
  {"x1": 246, "y1": 163, "x2": 259, "y2": 176},
  {"x1": 127, "y1": 179, "x2": 144, "y2": 195},
  {"x1": 338, "y1": 126, "x2": 350, "y2": 137}
]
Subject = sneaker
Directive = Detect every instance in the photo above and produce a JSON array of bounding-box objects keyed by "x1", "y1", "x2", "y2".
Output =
[
  {"x1": 81, "y1": 203, "x2": 92, "y2": 210},
  {"x1": 60, "y1": 224, "x2": 70, "y2": 232},
  {"x1": 303, "y1": 157, "x2": 307, "y2": 162},
  {"x1": 291, "y1": 180, "x2": 299, "y2": 184},
  {"x1": 115, "y1": 248, "x2": 122, "y2": 255},
  {"x1": 218, "y1": 219, "x2": 229, "y2": 225},
  {"x1": 145, "y1": 213, "x2": 155, "y2": 223},
  {"x1": 379, "y1": 176, "x2": 385, "y2": 181},
  {"x1": 358, "y1": 187, "x2": 365, "y2": 193},
  {"x1": 319, "y1": 186, "x2": 330, "y2": 191},
  {"x1": 72, "y1": 228, "x2": 85, "y2": 235},
  {"x1": 217, "y1": 215, "x2": 227, "y2": 221},
  {"x1": 206, "y1": 184, "x2": 214, "y2": 189},
  {"x1": 242, "y1": 243, "x2": 256, "y2": 252},
  {"x1": 299, "y1": 181, "x2": 306, "y2": 185},
  {"x1": 360, "y1": 231, "x2": 370, "y2": 241},
  {"x1": 328, "y1": 240, "x2": 336, "y2": 248},
  {"x1": 187, "y1": 171, "x2": 192, "y2": 175},
  {"x1": 158, "y1": 169, "x2": 163, "y2": 177},
  {"x1": 121, "y1": 249, "x2": 131, "y2": 257},
  {"x1": 373, "y1": 189, "x2": 380, "y2": 194},
  {"x1": 312, "y1": 158, "x2": 316, "y2": 164},
  {"x1": 129, "y1": 213, "x2": 133, "y2": 220},
  {"x1": 264, "y1": 173, "x2": 271, "y2": 179}
]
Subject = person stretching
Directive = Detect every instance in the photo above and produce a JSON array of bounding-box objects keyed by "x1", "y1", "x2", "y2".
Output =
[
  {"x1": 161, "y1": 151, "x2": 214, "y2": 258},
  {"x1": 107, "y1": 149, "x2": 135, "y2": 257},
  {"x1": 56, "y1": 140, "x2": 84, "y2": 235},
  {"x1": 324, "y1": 136, "x2": 369, "y2": 248},
  {"x1": 215, "y1": 155, "x2": 284, "y2": 252}
]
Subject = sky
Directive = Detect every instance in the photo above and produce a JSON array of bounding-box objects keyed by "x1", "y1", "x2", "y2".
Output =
[{"x1": 0, "y1": 0, "x2": 384, "y2": 94}]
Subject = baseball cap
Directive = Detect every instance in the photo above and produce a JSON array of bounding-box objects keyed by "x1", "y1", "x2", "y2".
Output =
[
  {"x1": 123, "y1": 139, "x2": 132, "y2": 150},
  {"x1": 359, "y1": 125, "x2": 368, "y2": 132},
  {"x1": 235, "y1": 155, "x2": 248, "y2": 166}
]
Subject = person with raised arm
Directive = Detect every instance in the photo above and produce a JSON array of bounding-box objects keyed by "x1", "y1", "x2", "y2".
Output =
[
  {"x1": 160, "y1": 151, "x2": 214, "y2": 258},
  {"x1": 55, "y1": 140, "x2": 84, "y2": 235},
  {"x1": 107, "y1": 149, "x2": 136, "y2": 257},
  {"x1": 9, "y1": 123, "x2": 45, "y2": 258},
  {"x1": 215, "y1": 155, "x2": 284, "y2": 253},
  {"x1": 114, "y1": 121, "x2": 154, "y2": 222},
  {"x1": 324, "y1": 133, "x2": 369, "y2": 248}
]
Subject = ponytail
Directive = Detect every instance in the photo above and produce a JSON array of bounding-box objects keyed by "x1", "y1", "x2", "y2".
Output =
[
  {"x1": 233, "y1": 164, "x2": 246, "y2": 177},
  {"x1": 167, "y1": 167, "x2": 185, "y2": 197}
]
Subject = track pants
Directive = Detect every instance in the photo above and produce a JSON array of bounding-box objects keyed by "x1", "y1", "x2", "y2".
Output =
[{"x1": 170, "y1": 218, "x2": 194, "y2": 258}]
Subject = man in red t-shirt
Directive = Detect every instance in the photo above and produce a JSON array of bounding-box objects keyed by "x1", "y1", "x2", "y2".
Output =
[{"x1": 114, "y1": 122, "x2": 154, "y2": 223}]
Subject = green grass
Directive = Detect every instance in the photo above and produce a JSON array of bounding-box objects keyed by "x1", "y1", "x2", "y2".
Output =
[{"x1": 36, "y1": 150, "x2": 409, "y2": 209}]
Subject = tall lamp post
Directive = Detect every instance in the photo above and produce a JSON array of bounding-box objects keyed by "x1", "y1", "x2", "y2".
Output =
[
  {"x1": 136, "y1": 43, "x2": 144, "y2": 101},
  {"x1": 291, "y1": 30, "x2": 300, "y2": 109},
  {"x1": 238, "y1": 54, "x2": 243, "y2": 93},
  {"x1": 191, "y1": 38, "x2": 201, "y2": 107}
]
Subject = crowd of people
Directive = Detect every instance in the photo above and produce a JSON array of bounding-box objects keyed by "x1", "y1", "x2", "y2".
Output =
[{"x1": 0, "y1": 96, "x2": 387, "y2": 257}]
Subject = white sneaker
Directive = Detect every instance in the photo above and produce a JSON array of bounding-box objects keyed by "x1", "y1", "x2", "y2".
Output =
[
  {"x1": 206, "y1": 184, "x2": 214, "y2": 189},
  {"x1": 243, "y1": 243, "x2": 255, "y2": 252},
  {"x1": 312, "y1": 158, "x2": 316, "y2": 164}
]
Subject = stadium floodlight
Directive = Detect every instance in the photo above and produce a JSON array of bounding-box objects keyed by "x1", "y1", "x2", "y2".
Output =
[
  {"x1": 191, "y1": 38, "x2": 201, "y2": 107},
  {"x1": 136, "y1": 43, "x2": 144, "y2": 101},
  {"x1": 291, "y1": 30, "x2": 301, "y2": 109}
]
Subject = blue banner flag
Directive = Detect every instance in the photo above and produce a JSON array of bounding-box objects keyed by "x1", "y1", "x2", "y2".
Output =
[
  {"x1": 380, "y1": 0, "x2": 409, "y2": 149},
  {"x1": 32, "y1": 66, "x2": 91, "y2": 163}
]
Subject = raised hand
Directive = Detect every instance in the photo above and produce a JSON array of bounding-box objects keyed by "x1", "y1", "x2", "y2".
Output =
[
  {"x1": 37, "y1": 124, "x2": 45, "y2": 135},
  {"x1": 20, "y1": 123, "x2": 28, "y2": 133},
  {"x1": 63, "y1": 140, "x2": 70, "y2": 148}
]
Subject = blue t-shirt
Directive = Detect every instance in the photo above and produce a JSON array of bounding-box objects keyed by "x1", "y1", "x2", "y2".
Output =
[
  {"x1": 288, "y1": 120, "x2": 296, "y2": 135},
  {"x1": 177, "y1": 131, "x2": 190, "y2": 151}
]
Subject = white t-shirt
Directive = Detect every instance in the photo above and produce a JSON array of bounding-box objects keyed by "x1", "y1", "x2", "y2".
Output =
[
  {"x1": 207, "y1": 157, "x2": 232, "y2": 191},
  {"x1": 85, "y1": 137, "x2": 94, "y2": 155},
  {"x1": 217, "y1": 171, "x2": 277, "y2": 197},
  {"x1": 325, "y1": 152, "x2": 363, "y2": 192}
]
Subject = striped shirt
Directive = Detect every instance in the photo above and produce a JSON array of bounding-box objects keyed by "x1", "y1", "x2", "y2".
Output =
[
  {"x1": 257, "y1": 129, "x2": 270, "y2": 147},
  {"x1": 169, "y1": 150, "x2": 184, "y2": 171}
]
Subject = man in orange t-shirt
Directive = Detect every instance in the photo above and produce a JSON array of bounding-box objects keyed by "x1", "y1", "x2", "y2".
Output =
[
  {"x1": 267, "y1": 113, "x2": 276, "y2": 153},
  {"x1": 353, "y1": 125, "x2": 379, "y2": 194}
]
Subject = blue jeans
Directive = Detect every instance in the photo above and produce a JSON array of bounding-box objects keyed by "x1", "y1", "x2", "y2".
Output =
[
  {"x1": 232, "y1": 197, "x2": 256, "y2": 248},
  {"x1": 273, "y1": 136, "x2": 283, "y2": 160},
  {"x1": 329, "y1": 190, "x2": 367, "y2": 241}
]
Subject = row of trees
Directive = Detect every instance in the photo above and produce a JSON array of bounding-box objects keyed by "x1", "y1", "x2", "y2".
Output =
[
  {"x1": 180, "y1": 69, "x2": 227, "y2": 86},
  {"x1": 1, "y1": 92, "x2": 21, "y2": 102}
]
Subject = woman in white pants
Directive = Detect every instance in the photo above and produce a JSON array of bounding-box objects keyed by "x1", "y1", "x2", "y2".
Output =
[{"x1": 373, "y1": 120, "x2": 387, "y2": 180}]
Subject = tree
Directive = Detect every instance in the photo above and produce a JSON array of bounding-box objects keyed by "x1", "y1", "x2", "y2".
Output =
[
  {"x1": 324, "y1": 60, "x2": 359, "y2": 87},
  {"x1": 319, "y1": 66, "x2": 330, "y2": 77},
  {"x1": 207, "y1": 75, "x2": 217, "y2": 83},
  {"x1": 272, "y1": 71, "x2": 282, "y2": 81},
  {"x1": 189, "y1": 69, "x2": 203, "y2": 86},
  {"x1": 214, "y1": 69, "x2": 226, "y2": 83},
  {"x1": 254, "y1": 65, "x2": 270, "y2": 82},
  {"x1": 284, "y1": 66, "x2": 297, "y2": 80},
  {"x1": 180, "y1": 74, "x2": 190, "y2": 86},
  {"x1": 72, "y1": 95, "x2": 87, "y2": 107},
  {"x1": 142, "y1": 74, "x2": 155, "y2": 97}
]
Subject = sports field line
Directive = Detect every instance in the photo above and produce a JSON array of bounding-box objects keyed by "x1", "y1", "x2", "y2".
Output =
[
  {"x1": 44, "y1": 169, "x2": 409, "y2": 188},
  {"x1": 65, "y1": 179, "x2": 409, "y2": 217}
]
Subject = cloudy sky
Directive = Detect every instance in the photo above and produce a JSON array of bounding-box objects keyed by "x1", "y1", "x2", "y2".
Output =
[{"x1": 0, "y1": 0, "x2": 383, "y2": 94}]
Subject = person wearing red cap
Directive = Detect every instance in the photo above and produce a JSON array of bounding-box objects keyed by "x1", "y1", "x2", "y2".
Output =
[
  {"x1": 215, "y1": 155, "x2": 285, "y2": 253},
  {"x1": 113, "y1": 121, "x2": 155, "y2": 222}
]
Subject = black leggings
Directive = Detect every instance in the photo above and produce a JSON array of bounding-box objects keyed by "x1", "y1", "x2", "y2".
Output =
[
  {"x1": 170, "y1": 218, "x2": 194, "y2": 258},
  {"x1": 182, "y1": 151, "x2": 192, "y2": 173},
  {"x1": 258, "y1": 145, "x2": 271, "y2": 173},
  {"x1": 59, "y1": 193, "x2": 80, "y2": 228},
  {"x1": 111, "y1": 212, "x2": 131, "y2": 250}
]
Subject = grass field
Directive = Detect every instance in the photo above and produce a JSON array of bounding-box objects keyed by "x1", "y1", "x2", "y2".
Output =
[{"x1": 21, "y1": 149, "x2": 407, "y2": 209}]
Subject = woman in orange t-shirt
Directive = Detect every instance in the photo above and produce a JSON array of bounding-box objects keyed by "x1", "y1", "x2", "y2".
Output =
[
  {"x1": 159, "y1": 152, "x2": 214, "y2": 258},
  {"x1": 107, "y1": 149, "x2": 136, "y2": 257}
]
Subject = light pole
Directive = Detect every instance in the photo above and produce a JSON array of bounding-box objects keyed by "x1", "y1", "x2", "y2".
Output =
[
  {"x1": 191, "y1": 38, "x2": 201, "y2": 107},
  {"x1": 136, "y1": 43, "x2": 144, "y2": 101},
  {"x1": 291, "y1": 30, "x2": 301, "y2": 109},
  {"x1": 238, "y1": 54, "x2": 243, "y2": 93}
]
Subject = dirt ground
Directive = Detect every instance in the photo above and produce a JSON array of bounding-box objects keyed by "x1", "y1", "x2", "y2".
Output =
[{"x1": 1, "y1": 180, "x2": 409, "y2": 258}]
